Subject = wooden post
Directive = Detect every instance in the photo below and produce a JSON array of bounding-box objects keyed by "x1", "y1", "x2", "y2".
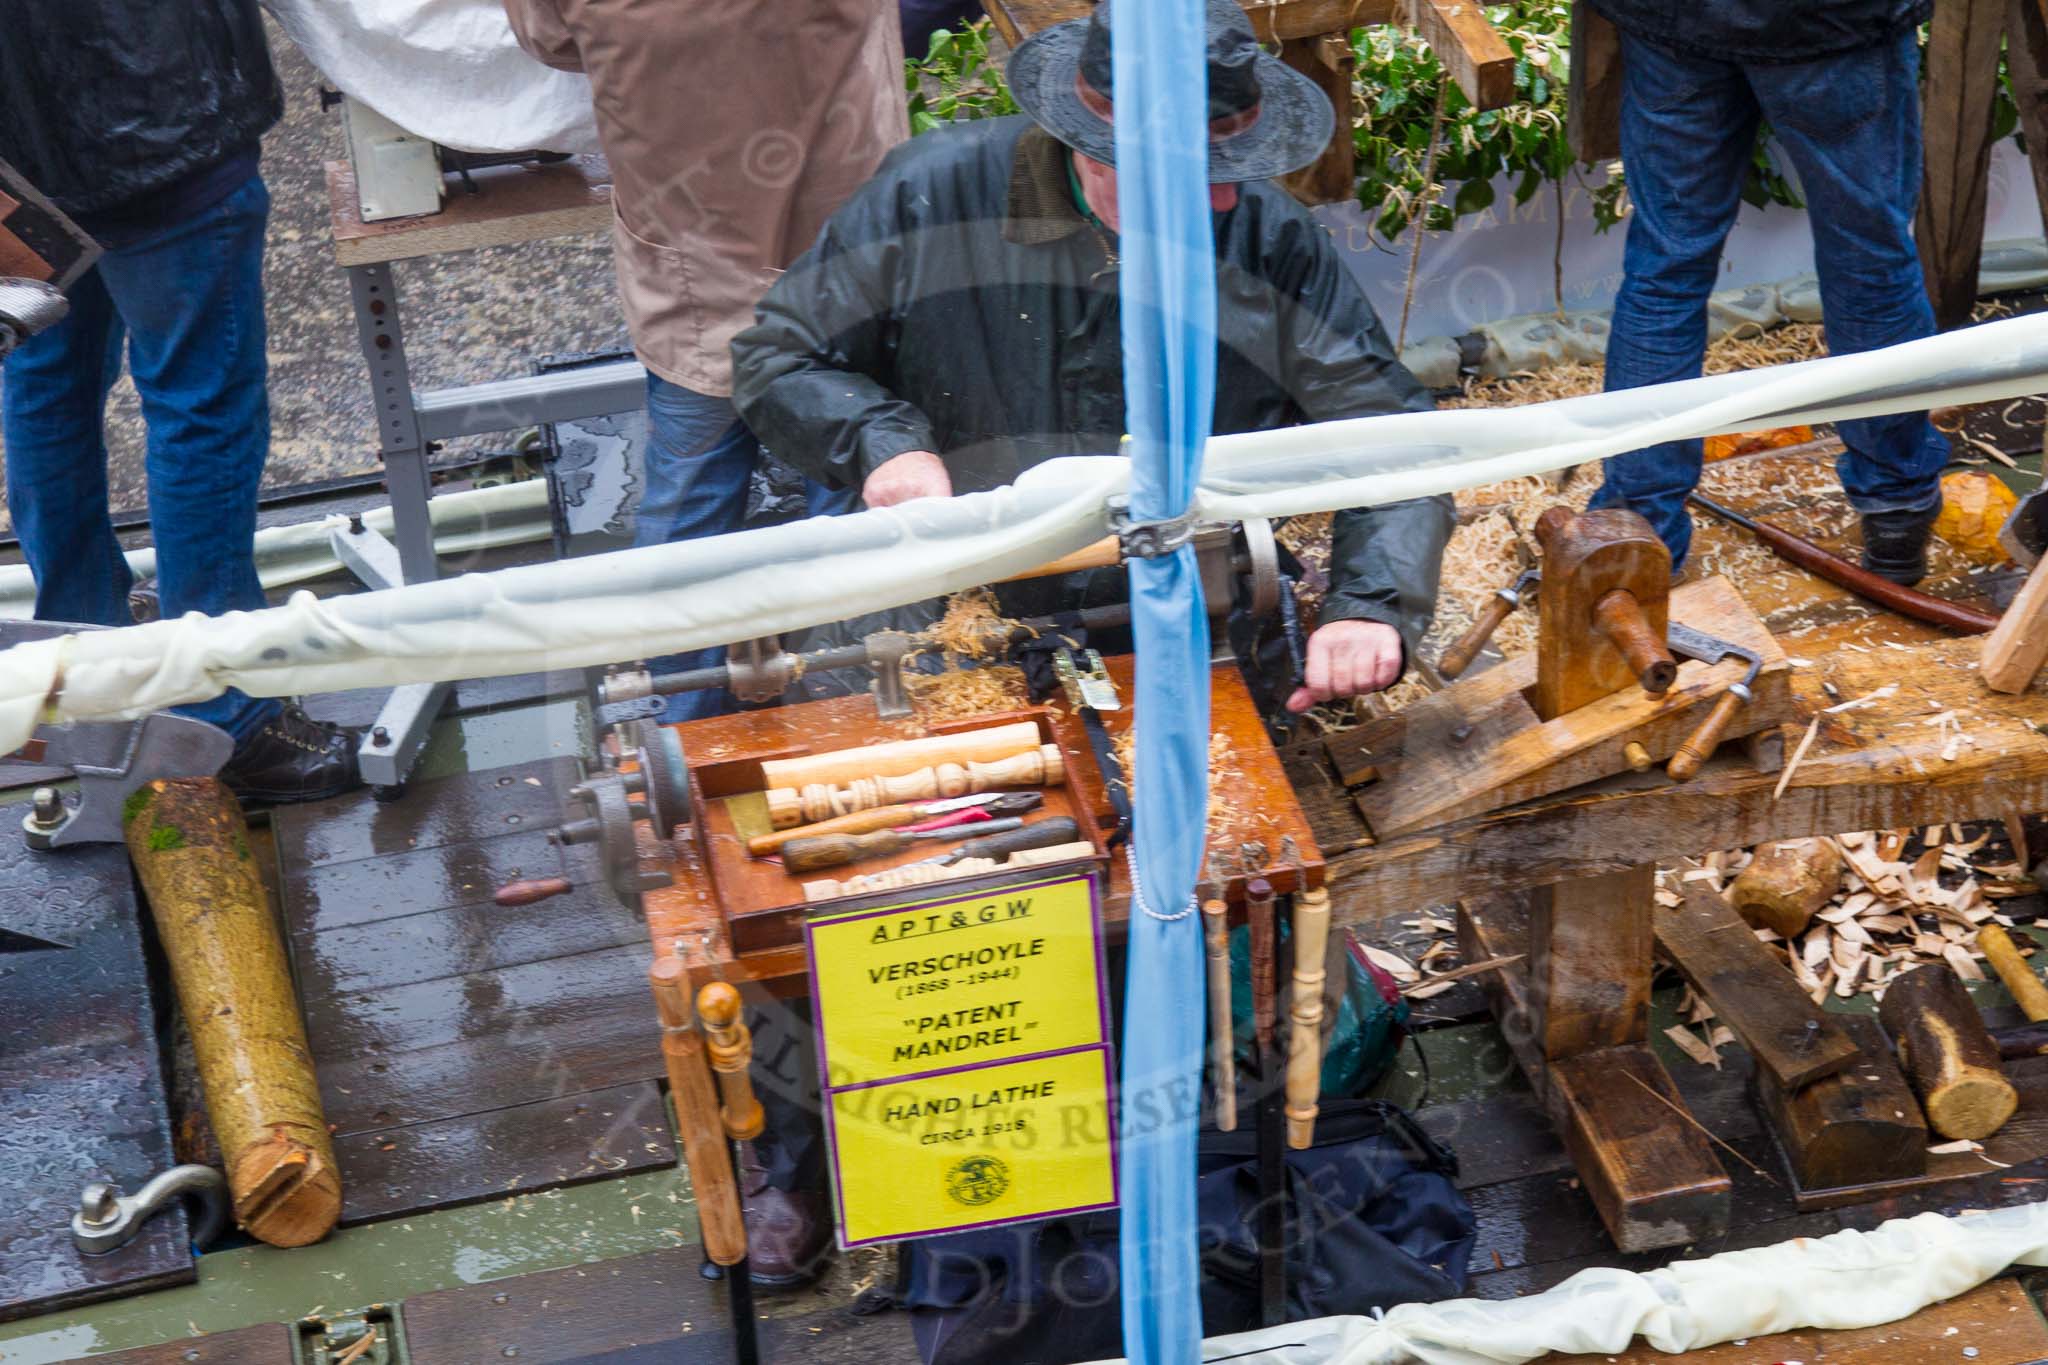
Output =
[
  {"x1": 1285, "y1": 887, "x2": 1333, "y2": 1149},
  {"x1": 1278, "y1": 34, "x2": 1358, "y2": 206},
  {"x1": 1917, "y1": 0, "x2": 2008, "y2": 330},
  {"x1": 1203, "y1": 893, "x2": 1237, "y2": 1132},
  {"x1": 1566, "y1": 5, "x2": 1623, "y2": 163},
  {"x1": 1527, "y1": 863, "x2": 1654, "y2": 1058},
  {"x1": 650, "y1": 959, "x2": 748, "y2": 1266},
  {"x1": 124, "y1": 779, "x2": 340, "y2": 1247},
  {"x1": 1878, "y1": 964, "x2": 2018, "y2": 1141},
  {"x1": 695, "y1": 983, "x2": 766, "y2": 1142}
]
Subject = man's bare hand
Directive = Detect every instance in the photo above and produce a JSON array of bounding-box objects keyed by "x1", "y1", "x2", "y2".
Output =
[
  {"x1": 1286, "y1": 620, "x2": 1403, "y2": 714},
  {"x1": 861, "y1": 450, "x2": 952, "y2": 508}
]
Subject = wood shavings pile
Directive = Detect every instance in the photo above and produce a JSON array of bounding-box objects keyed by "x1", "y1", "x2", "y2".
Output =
[
  {"x1": 1110, "y1": 727, "x2": 1277, "y2": 847},
  {"x1": 921, "y1": 586, "x2": 1024, "y2": 661},
  {"x1": 907, "y1": 664, "x2": 1031, "y2": 722},
  {"x1": 1437, "y1": 324, "x2": 1830, "y2": 411},
  {"x1": 1659, "y1": 825, "x2": 2036, "y2": 1013}
]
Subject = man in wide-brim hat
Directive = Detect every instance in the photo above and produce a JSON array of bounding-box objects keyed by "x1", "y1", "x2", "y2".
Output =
[{"x1": 736, "y1": 0, "x2": 1451, "y2": 711}]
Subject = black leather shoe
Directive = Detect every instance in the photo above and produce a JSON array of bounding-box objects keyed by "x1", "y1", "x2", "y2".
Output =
[
  {"x1": 1861, "y1": 505, "x2": 1941, "y2": 585},
  {"x1": 219, "y1": 705, "x2": 364, "y2": 806},
  {"x1": 736, "y1": 1141, "x2": 834, "y2": 1288}
]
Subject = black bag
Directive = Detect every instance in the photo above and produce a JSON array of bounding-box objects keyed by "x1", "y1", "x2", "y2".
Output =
[{"x1": 889, "y1": 1098, "x2": 1475, "y2": 1365}]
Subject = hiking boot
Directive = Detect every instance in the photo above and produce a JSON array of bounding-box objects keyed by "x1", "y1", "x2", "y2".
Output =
[
  {"x1": 1860, "y1": 504, "x2": 1941, "y2": 585},
  {"x1": 736, "y1": 1140, "x2": 834, "y2": 1288},
  {"x1": 219, "y1": 705, "x2": 363, "y2": 806}
]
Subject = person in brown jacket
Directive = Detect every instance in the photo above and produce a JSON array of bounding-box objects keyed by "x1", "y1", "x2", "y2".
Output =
[
  {"x1": 503, "y1": 0, "x2": 907, "y2": 723},
  {"x1": 502, "y1": 0, "x2": 905, "y2": 1287}
]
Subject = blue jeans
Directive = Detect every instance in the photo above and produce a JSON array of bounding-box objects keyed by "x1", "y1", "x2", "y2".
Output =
[
  {"x1": 1591, "y1": 31, "x2": 1949, "y2": 567},
  {"x1": 638, "y1": 375, "x2": 855, "y2": 720},
  {"x1": 2, "y1": 175, "x2": 278, "y2": 741}
]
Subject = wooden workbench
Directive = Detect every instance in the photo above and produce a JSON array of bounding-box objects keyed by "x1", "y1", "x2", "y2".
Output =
[{"x1": 323, "y1": 154, "x2": 613, "y2": 268}]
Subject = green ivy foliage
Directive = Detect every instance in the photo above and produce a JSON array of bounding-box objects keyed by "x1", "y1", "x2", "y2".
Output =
[{"x1": 906, "y1": 22, "x2": 1019, "y2": 132}]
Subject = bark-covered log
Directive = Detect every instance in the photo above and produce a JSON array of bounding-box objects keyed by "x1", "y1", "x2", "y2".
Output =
[
  {"x1": 125, "y1": 778, "x2": 340, "y2": 1247},
  {"x1": 1878, "y1": 964, "x2": 2018, "y2": 1142},
  {"x1": 1728, "y1": 838, "x2": 1843, "y2": 938}
]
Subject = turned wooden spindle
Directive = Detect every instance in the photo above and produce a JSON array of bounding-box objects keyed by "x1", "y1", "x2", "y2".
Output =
[
  {"x1": 1285, "y1": 886, "x2": 1333, "y2": 1149},
  {"x1": 1592, "y1": 589, "x2": 1677, "y2": 695},
  {"x1": 759, "y1": 722, "x2": 1042, "y2": 791},
  {"x1": 649, "y1": 959, "x2": 747, "y2": 1266},
  {"x1": 766, "y1": 745, "x2": 1065, "y2": 827},
  {"x1": 695, "y1": 982, "x2": 766, "y2": 1141},
  {"x1": 1203, "y1": 894, "x2": 1237, "y2": 1132},
  {"x1": 1246, "y1": 877, "x2": 1278, "y2": 1055}
]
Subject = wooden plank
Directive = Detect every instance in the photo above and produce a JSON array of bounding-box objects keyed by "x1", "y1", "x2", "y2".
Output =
[
  {"x1": 983, "y1": 0, "x2": 1397, "y2": 46},
  {"x1": 1332, "y1": 633, "x2": 2048, "y2": 916},
  {"x1": 287, "y1": 826, "x2": 598, "y2": 934},
  {"x1": 1529, "y1": 864, "x2": 1654, "y2": 1058},
  {"x1": 273, "y1": 755, "x2": 580, "y2": 868},
  {"x1": 1278, "y1": 34, "x2": 1359, "y2": 206},
  {"x1": 94, "y1": 1323, "x2": 296, "y2": 1365},
  {"x1": 1753, "y1": 1015, "x2": 1927, "y2": 1194},
  {"x1": 1985, "y1": 555, "x2": 2048, "y2": 693},
  {"x1": 1543, "y1": 1276, "x2": 2048, "y2": 1364},
  {"x1": 294, "y1": 882, "x2": 646, "y2": 997},
  {"x1": 1654, "y1": 880, "x2": 1859, "y2": 1090},
  {"x1": 326, "y1": 156, "x2": 614, "y2": 267},
  {"x1": 1565, "y1": 3, "x2": 1622, "y2": 162},
  {"x1": 1460, "y1": 896, "x2": 1731, "y2": 1252},
  {"x1": 1407, "y1": 0, "x2": 1517, "y2": 110},
  {"x1": 1352, "y1": 576, "x2": 1794, "y2": 838},
  {"x1": 333, "y1": 1081, "x2": 674, "y2": 1226},
  {"x1": 1916, "y1": 0, "x2": 2007, "y2": 330}
]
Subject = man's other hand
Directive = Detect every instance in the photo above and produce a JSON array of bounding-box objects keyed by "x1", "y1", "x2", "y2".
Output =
[
  {"x1": 862, "y1": 450, "x2": 952, "y2": 508},
  {"x1": 1286, "y1": 620, "x2": 1403, "y2": 713}
]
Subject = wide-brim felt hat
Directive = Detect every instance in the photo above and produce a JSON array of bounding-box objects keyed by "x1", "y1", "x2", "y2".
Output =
[{"x1": 1006, "y1": 0, "x2": 1335, "y2": 183}]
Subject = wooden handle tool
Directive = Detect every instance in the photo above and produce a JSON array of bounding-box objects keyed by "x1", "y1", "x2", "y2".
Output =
[
  {"x1": 1441, "y1": 594, "x2": 1517, "y2": 679},
  {"x1": 695, "y1": 982, "x2": 766, "y2": 1141},
  {"x1": 1666, "y1": 689, "x2": 1746, "y2": 781},
  {"x1": 746, "y1": 802, "x2": 934, "y2": 856},
  {"x1": 1593, "y1": 589, "x2": 1677, "y2": 695},
  {"x1": 1285, "y1": 886, "x2": 1333, "y2": 1150},
  {"x1": 781, "y1": 817, "x2": 1024, "y2": 874},
  {"x1": 1878, "y1": 963, "x2": 2018, "y2": 1141},
  {"x1": 494, "y1": 875, "x2": 573, "y2": 906},
  {"x1": 650, "y1": 959, "x2": 748, "y2": 1266},
  {"x1": 1202, "y1": 893, "x2": 1237, "y2": 1132},
  {"x1": 1979, "y1": 925, "x2": 2048, "y2": 1022},
  {"x1": 1246, "y1": 876, "x2": 1278, "y2": 1056}
]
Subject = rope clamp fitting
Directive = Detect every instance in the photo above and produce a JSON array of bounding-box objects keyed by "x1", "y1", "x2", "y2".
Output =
[{"x1": 1105, "y1": 496, "x2": 1198, "y2": 560}]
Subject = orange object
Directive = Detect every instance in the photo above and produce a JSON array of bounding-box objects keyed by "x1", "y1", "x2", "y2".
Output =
[
  {"x1": 1703, "y1": 424, "x2": 1814, "y2": 463},
  {"x1": 1934, "y1": 469, "x2": 2019, "y2": 565}
]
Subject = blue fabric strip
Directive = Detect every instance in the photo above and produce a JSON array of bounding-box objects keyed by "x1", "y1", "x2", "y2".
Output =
[{"x1": 1110, "y1": 0, "x2": 1216, "y2": 1360}]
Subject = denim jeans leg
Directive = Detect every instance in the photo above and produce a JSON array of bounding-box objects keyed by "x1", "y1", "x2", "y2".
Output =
[
  {"x1": 1, "y1": 267, "x2": 134, "y2": 627},
  {"x1": 1750, "y1": 32, "x2": 1947, "y2": 516},
  {"x1": 638, "y1": 375, "x2": 757, "y2": 721},
  {"x1": 95, "y1": 176, "x2": 278, "y2": 742},
  {"x1": 1591, "y1": 36, "x2": 1761, "y2": 568}
]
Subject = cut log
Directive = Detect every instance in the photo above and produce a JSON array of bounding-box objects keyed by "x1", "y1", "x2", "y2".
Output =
[
  {"x1": 124, "y1": 779, "x2": 340, "y2": 1247},
  {"x1": 1877, "y1": 964, "x2": 2019, "y2": 1141},
  {"x1": 1726, "y1": 838, "x2": 1844, "y2": 938}
]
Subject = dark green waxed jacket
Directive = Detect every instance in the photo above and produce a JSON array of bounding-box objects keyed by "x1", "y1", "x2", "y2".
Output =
[{"x1": 732, "y1": 115, "x2": 1452, "y2": 654}]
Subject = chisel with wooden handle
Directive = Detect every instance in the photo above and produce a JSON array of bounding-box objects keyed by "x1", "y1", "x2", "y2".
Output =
[{"x1": 781, "y1": 817, "x2": 1026, "y2": 873}]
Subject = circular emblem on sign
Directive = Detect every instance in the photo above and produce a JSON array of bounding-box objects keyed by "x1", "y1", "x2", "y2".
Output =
[{"x1": 945, "y1": 1154, "x2": 1011, "y2": 1207}]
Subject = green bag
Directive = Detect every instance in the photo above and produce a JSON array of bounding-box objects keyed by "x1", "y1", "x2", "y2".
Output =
[{"x1": 1228, "y1": 922, "x2": 1410, "y2": 1100}]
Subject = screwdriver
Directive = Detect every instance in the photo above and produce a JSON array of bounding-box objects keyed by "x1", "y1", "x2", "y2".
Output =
[
  {"x1": 781, "y1": 817, "x2": 1027, "y2": 873},
  {"x1": 908, "y1": 816, "x2": 1082, "y2": 870}
]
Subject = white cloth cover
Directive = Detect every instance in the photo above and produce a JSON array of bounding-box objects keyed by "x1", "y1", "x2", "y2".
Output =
[
  {"x1": 265, "y1": 0, "x2": 601, "y2": 154},
  {"x1": 1081, "y1": 1203, "x2": 2048, "y2": 1364},
  {"x1": 3, "y1": 315, "x2": 2048, "y2": 751}
]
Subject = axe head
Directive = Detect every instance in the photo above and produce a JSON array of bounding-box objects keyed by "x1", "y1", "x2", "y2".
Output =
[{"x1": 1999, "y1": 484, "x2": 2048, "y2": 569}]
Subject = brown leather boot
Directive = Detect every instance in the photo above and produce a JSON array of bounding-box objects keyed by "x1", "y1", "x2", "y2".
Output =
[{"x1": 736, "y1": 1140, "x2": 834, "y2": 1287}]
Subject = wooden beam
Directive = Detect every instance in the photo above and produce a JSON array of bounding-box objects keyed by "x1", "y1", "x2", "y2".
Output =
[
  {"x1": 1529, "y1": 864, "x2": 1653, "y2": 1058},
  {"x1": 1278, "y1": 34, "x2": 1361, "y2": 205},
  {"x1": 1751, "y1": 1014, "x2": 1926, "y2": 1194},
  {"x1": 2006, "y1": 0, "x2": 2048, "y2": 238},
  {"x1": 1917, "y1": 0, "x2": 2007, "y2": 330},
  {"x1": 1406, "y1": 0, "x2": 1517, "y2": 110},
  {"x1": 1565, "y1": 4, "x2": 1623, "y2": 163},
  {"x1": 1332, "y1": 634, "x2": 2048, "y2": 914},
  {"x1": 1655, "y1": 880, "x2": 1860, "y2": 1091}
]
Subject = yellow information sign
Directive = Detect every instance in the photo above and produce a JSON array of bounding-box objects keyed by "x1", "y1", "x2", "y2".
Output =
[{"x1": 805, "y1": 871, "x2": 1118, "y2": 1246}]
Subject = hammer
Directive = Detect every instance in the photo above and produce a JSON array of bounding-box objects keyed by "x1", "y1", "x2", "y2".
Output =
[{"x1": 1664, "y1": 622, "x2": 1762, "y2": 781}]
